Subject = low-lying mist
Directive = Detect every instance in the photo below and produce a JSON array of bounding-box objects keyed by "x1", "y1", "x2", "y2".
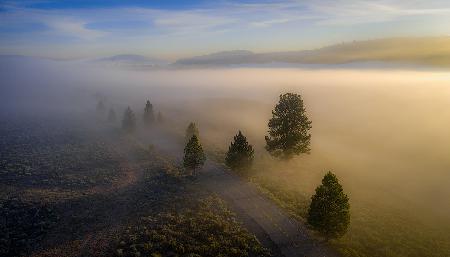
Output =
[{"x1": 2, "y1": 58, "x2": 450, "y2": 245}]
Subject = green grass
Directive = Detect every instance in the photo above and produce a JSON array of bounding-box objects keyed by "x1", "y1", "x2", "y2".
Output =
[{"x1": 247, "y1": 170, "x2": 450, "y2": 257}]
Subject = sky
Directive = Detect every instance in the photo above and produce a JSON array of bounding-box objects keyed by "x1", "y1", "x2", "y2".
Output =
[{"x1": 1, "y1": 0, "x2": 450, "y2": 60}]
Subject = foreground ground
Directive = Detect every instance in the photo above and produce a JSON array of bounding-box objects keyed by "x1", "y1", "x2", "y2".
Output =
[
  {"x1": 0, "y1": 116, "x2": 274, "y2": 257},
  {"x1": 1, "y1": 114, "x2": 341, "y2": 257}
]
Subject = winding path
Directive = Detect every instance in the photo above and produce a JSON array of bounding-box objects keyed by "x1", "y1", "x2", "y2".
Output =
[
  {"x1": 199, "y1": 161, "x2": 338, "y2": 257},
  {"x1": 147, "y1": 130, "x2": 339, "y2": 257}
]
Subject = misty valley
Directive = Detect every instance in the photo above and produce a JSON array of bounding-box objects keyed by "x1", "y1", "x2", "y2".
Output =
[{"x1": 1, "y1": 58, "x2": 449, "y2": 257}]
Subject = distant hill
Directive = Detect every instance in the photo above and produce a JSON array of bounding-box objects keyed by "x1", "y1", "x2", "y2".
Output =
[
  {"x1": 175, "y1": 50, "x2": 255, "y2": 66},
  {"x1": 174, "y1": 37, "x2": 450, "y2": 68},
  {"x1": 94, "y1": 54, "x2": 168, "y2": 67}
]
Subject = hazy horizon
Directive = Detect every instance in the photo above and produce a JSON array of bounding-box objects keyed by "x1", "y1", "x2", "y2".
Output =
[{"x1": 2, "y1": 1, "x2": 450, "y2": 60}]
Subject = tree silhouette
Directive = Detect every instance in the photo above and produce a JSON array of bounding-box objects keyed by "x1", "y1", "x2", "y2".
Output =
[
  {"x1": 225, "y1": 131, "x2": 254, "y2": 174},
  {"x1": 265, "y1": 93, "x2": 312, "y2": 159},
  {"x1": 307, "y1": 171, "x2": 350, "y2": 240},
  {"x1": 143, "y1": 100, "x2": 154, "y2": 126},
  {"x1": 185, "y1": 122, "x2": 199, "y2": 142},
  {"x1": 183, "y1": 135, "x2": 206, "y2": 176},
  {"x1": 122, "y1": 106, "x2": 136, "y2": 133},
  {"x1": 107, "y1": 108, "x2": 116, "y2": 123}
]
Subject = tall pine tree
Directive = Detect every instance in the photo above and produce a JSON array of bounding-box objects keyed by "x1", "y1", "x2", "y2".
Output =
[
  {"x1": 143, "y1": 100, "x2": 155, "y2": 126},
  {"x1": 225, "y1": 131, "x2": 254, "y2": 174},
  {"x1": 122, "y1": 106, "x2": 136, "y2": 133},
  {"x1": 307, "y1": 171, "x2": 350, "y2": 240},
  {"x1": 183, "y1": 135, "x2": 206, "y2": 176},
  {"x1": 265, "y1": 93, "x2": 312, "y2": 159},
  {"x1": 185, "y1": 122, "x2": 199, "y2": 142}
]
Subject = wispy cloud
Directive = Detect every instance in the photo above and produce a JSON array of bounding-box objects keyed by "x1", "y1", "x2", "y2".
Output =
[
  {"x1": 309, "y1": 0, "x2": 450, "y2": 25},
  {"x1": 46, "y1": 20, "x2": 106, "y2": 40}
]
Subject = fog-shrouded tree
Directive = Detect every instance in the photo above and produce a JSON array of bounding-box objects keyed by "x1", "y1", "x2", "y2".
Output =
[
  {"x1": 107, "y1": 108, "x2": 116, "y2": 123},
  {"x1": 265, "y1": 93, "x2": 312, "y2": 159},
  {"x1": 307, "y1": 171, "x2": 350, "y2": 240},
  {"x1": 143, "y1": 100, "x2": 155, "y2": 126},
  {"x1": 96, "y1": 100, "x2": 105, "y2": 113},
  {"x1": 157, "y1": 111, "x2": 164, "y2": 123},
  {"x1": 122, "y1": 106, "x2": 136, "y2": 133},
  {"x1": 225, "y1": 131, "x2": 254, "y2": 174},
  {"x1": 185, "y1": 122, "x2": 199, "y2": 142},
  {"x1": 183, "y1": 135, "x2": 206, "y2": 176}
]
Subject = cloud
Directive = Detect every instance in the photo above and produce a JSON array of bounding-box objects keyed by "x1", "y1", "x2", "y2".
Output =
[
  {"x1": 250, "y1": 18, "x2": 291, "y2": 27},
  {"x1": 46, "y1": 20, "x2": 106, "y2": 40},
  {"x1": 309, "y1": 0, "x2": 450, "y2": 25}
]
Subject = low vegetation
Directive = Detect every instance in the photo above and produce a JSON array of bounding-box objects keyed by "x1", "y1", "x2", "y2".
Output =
[
  {"x1": 114, "y1": 196, "x2": 270, "y2": 257},
  {"x1": 0, "y1": 199, "x2": 58, "y2": 257}
]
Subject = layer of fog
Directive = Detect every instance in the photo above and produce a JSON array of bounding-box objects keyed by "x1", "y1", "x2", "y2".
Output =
[{"x1": 2, "y1": 58, "x2": 450, "y2": 223}]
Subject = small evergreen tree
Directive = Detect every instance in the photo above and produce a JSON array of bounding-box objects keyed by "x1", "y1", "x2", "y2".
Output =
[
  {"x1": 225, "y1": 131, "x2": 254, "y2": 173},
  {"x1": 157, "y1": 111, "x2": 164, "y2": 123},
  {"x1": 122, "y1": 106, "x2": 136, "y2": 133},
  {"x1": 107, "y1": 108, "x2": 116, "y2": 123},
  {"x1": 143, "y1": 100, "x2": 155, "y2": 126},
  {"x1": 307, "y1": 171, "x2": 350, "y2": 240},
  {"x1": 183, "y1": 135, "x2": 206, "y2": 176},
  {"x1": 185, "y1": 122, "x2": 199, "y2": 142},
  {"x1": 265, "y1": 93, "x2": 312, "y2": 159}
]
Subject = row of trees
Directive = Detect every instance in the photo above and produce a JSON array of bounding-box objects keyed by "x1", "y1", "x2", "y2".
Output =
[
  {"x1": 97, "y1": 99, "x2": 164, "y2": 132},
  {"x1": 224, "y1": 92, "x2": 312, "y2": 173},
  {"x1": 104, "y1": 93, "x2": 349, "y2": 240},
  {"x1": 180, "y1": 93, "x2": 349, "y2": 240}
]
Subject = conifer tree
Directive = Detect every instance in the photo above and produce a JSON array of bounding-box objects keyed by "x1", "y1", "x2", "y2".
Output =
[
  {"x1": 307, "y1": 171, "x2": 350, "y2": 240},
  {"x1": 265, "y1": 93, "x2": 312, "y2": 159},
  {"x1": 185, "y1": 122, "x2": 199, "y2": 142},
  {"x1": 225, "y1": 131, "x2": 254, "y2": 173},
  {"x1": 143, "y1": 100, "x2": 154, "y2": 126},
  {"x1": 183, "y1": 135, "x2": 206, "y2": 176},
  {"x1": 107, "y1": 108, "x2": 116, "y2": 123},
  {"x1": 122, "y1": 106, "x2": 136, "y2": 133}
]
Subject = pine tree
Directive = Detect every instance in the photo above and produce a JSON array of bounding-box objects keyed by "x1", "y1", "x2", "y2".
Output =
[
  {"x1": 185, "y1": 122, "x2": 199, "y2": 142},
  {"x1": 157, "y1": 111, "x2": 164, "y2": 123},
  {"x1": 307, "y1": 171, "x2": 350, "y2": 240},
  {"x1": 265, "y1": 93, "x2": 312, "y2": 159},
  {"x1": 183, "y1": 135, "x2": 206, "y2": 176},
  {"x1": 107, "y1": 108, "x2": 116, "y2": 123},
  {"x1": 122, "y1": 106, "x2": 136, "y2": 133},
  {"x1": 143, "y1": 100, "x2": 154, "y2": 126},
  {"x1": 225, "y1": 131, "x2": 254, "y2": 173}
]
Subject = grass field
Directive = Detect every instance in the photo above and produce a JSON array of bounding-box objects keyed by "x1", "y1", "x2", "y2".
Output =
[{"x1": 0, "y1": 116, "x2": 271, "y2": 257}]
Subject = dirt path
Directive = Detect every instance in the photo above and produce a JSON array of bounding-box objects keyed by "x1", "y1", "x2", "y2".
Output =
[
  {"x1": 146, "y1": 130, "x2": 339, "y2": 257},
  {"x1": 199, "y1": 161, "x2": 338, "y2": 257}
]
